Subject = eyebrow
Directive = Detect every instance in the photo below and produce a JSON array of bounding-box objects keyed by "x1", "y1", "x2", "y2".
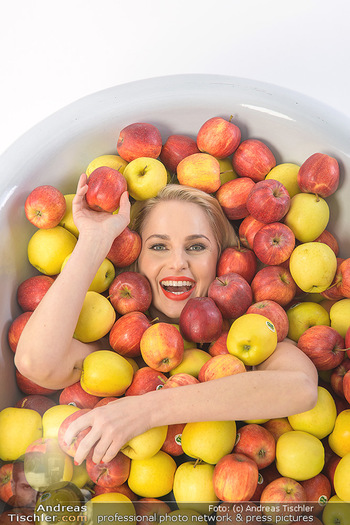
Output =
[{"x1": 144, "y1": 234, "x2": 212, "y2": 243}]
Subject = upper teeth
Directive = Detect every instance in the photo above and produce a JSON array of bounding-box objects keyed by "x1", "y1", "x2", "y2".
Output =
[{"x1": 161, "y1": 280, "x2": 193, "y2": 287}]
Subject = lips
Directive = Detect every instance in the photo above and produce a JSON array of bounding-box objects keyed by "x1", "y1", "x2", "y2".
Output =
[{"x1": 160, "y1": 276, "x2": 196, "y2": 302}]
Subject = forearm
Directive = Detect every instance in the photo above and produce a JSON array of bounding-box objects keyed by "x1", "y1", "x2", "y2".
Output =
[
  {"x1": 148, "y1": 369, "x2": 318, "y2": 426},
  {"x1": 15, "y1": 233, "x2": 110, "y2": 382}
]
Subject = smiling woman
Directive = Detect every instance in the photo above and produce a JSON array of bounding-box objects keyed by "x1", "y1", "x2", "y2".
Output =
[{"x1": 14, "y1": 174, "x2": 318, "y2": 466}]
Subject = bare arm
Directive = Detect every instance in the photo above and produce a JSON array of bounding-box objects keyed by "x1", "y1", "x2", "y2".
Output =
[
  {"x1": 15, "y1": 174, "x2": 131, "y2": 389},
  {"x1": 64, "y1": 340, "x2": 318, "y2": 465}
]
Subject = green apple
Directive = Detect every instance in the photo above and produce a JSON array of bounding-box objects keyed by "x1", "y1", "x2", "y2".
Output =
[
  {"x1": 217, "y1": 157, "x2": 238, "y2": 185},
  {"x1": 289, "y1": 242, "x2": 337, "y2": 293},
  {"x1": 85, "y1": 154, "x2": 128, "y2": 176},
  {"x1": 74, "y1": 291, "x2": 116, "y2": 342},
  {"x1": 284, "y1": 192, "x2": 329, "y2": 242},
  {"x1": 330, "y1": 299, "x2": 350, "y2": 337},
  {"x1": 173, "y1": 461, "x2": 219, "y2": 515},
  {"x1": 227, "y1": 313, "x2": 278, "y2": 366},
  {"x1": 121, "y1": 426, "x2": 168, "y2": 460},
  {"x1": 59, "y1": 194, "x2": 79, "y2": 237},
  {"x1": 265, "y1": 162, "x2": 301, "y2": 198},
  {"x1": 123, "y1": 157, "x2": 167, "y2": 200},
  {"x1": 61, "y1": 254, "x2": 115, "y2": 293},
  {"x1": 322, "y1": 495, "x2": 350, "y2": 525},
  {"x1": 28, "y1": 226, "x2": 77, "y2": 275},
  {"x1": 288, "y1": 386, "x2": 337, "y2": 439},
  {"x1": 169, "y1": 348, "x2": 211, "y2": 378},
  {"x1": 128, "y1": 451, "x2": 176, "y2": 498},
  {"x1": 286, "y1": 302, "x2": 330, "y2": 341},
  {"x1": 181, "y1": 420, "x2": 236, "y2": 464},
  {"x1": 0, "y1": 407, "x2": 42, "y2": 461},
  {"x1": 42, "y1": 405, "x2": 80, "y2": 440}
]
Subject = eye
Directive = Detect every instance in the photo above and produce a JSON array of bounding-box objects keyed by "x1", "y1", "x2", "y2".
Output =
[
  {"x1": 149, "y1": 243, "x2": 168, "y2": 251},
  {"x1": 187, "y1": 243, "x2": 206, "y2": 252}
]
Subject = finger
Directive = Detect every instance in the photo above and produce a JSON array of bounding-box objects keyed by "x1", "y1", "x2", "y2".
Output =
[
  {"x1": 73, "y1": 429, "x2": 102, "y2": 465},
  {"x1": 101, "y1": 441, "x2": 123, "y2": 464},
  {"x1": 117, "y1": 191, "x2": 131, "y2": 224},
  {"x1": 91, "y1": 435, "x2": 116, "y2": 465},
  {"x1": 64, "y1": 414, "x2": 92, "y2": 446}
]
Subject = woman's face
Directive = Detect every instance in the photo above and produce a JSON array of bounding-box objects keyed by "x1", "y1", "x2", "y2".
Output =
[{"x1": 137, "y1": 200, "x2": 219, "y2": 322}]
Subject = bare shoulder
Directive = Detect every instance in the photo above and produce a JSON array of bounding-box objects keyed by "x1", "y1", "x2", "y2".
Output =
[{"x1": 255, "y1": 338, "x2": 318, "y2": 383}]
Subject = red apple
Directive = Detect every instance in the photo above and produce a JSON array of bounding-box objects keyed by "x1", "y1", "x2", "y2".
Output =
[
  {"x1": 238, "y1": 215, "x2": 265, "y2": 249},
  {"x1": 262, "y1": 418, "x2": 293, "y2": 442},
  {"x1": 159, "y1": 134, "x2": 200, "y2": 173},
  {"x1": 107, "y1": 227, "x2": 141, "y2": 268},
  {"x1": 300, "y1": 473, "x2": 331, "y2": 515},
  {"x1": 217, "y1": 246, "x2": 257, "y2": 284},
  {"x1": 86, "y1": 166, "x2": 127, "y2": 213},
  {"x1": 246, "y1": 300, "x2": 289, "y2": 342},
  {"x1": 330, "y1": 358, "x2": 350, "y2": 398},
  {"x1": 17, "y1": 275, "x2": 54, "y2": 312},
  {"x1": 216, "y1": 177, "x2": 255, "y2": 220},
  {"x1": 161, "y1": 423, "x2": 186, "y2": 456},
  {"x1": 0, "y1": 464, "x2": 14, "y2": 504},
  {"x1": 161, "y1": 373, "x2": 200, "y2": 389},
  {"x1": 323, "y1": 453, "x2": 341, "y2": 494},
  {"x1": 179, "y1": 297, "x2": 223, "y2": 343},
  {"x1": 59, "y1": 381, "x2": 100, "y2": 409},
  {"x1": 109, "y1": 271, "x2": 152, "y2": 315},
  {"x1": 209, "y1": 332, "x2": 229, "y2": 356},
  {"x1": 297, "y1": 152, "x2": 340, "y2": 198},
  {"x1": 109, "y1": 312, "x2": 152, "y2": 357},
  {"x1": 246, "y1": 179, "x2": 290, "y2": 224},
  {"x1": 134, "y1": 498, "x2": 171, "y2": 525},
  {"x1": 58, "y1": 409, "x2": 91, "y2": 457},
  {"x1": 15, "y1": 394, "x2": 56, "y2": 416},
  {"x1": 15, "y1": 369, "x2": 58, "y2": 396},
  {"x1": 125, "y1": 367, "x2": 167, "y2": 396},
  {"x1": 232, "y1": 139, "x2": 276, "y2": 182},
  {"x1": 213, "y1": 452, "x2": 259, "y2": 502},
  {"x1": 208, "y1": 272, "x2": 253, "y2": 319},
  {"x1": 196, "y1": 116, "x2": 241, "y2": 159},
  {"x1": 343, "y1": 370, "x2": 350, "y2": 404},
  {"x1": 94, "y1": 397, "x2": 118, "y2": 407},
  {"x1": 337, "y1": 258, "x2": 350, "y2": 298},
  {"x1": 117, "y1": 122, "x2": 162, "y2": 162},
  {"x1": 297, "y1": 325, "x2": 345, "y2": 370},
  {"x1": 92, "y1": 482, "x2": 137, "y2": 500},
  {"x1": 176, "y1": 153, "x2": 221, "y2": 193},
  {"x1": 260, "y1": 477, "x2": 306, "y2": 521},
  {"x1": 86, "y1": 452, "x2": 130, "y2": 488},
  {"x1": 198, "y1": 353, "x2": 246, "y2": 382},
  {"x1": 346, "y1": 328, "x2": 350, "y2": 360},
  {"x1": 251, "y1": 265, "x2": 297, "y2": 307},
  {"x1": 253, "y1": 222, "x2": 295, "y2": 265},
  {"x1": 8, "y1": 311, "x2": 33, "y2": 352},
  {"x1": 24, "y1": 185, "x2": 66, "y2": 229},
  {"x1": 233, "y1": 423, "x2": 276, "y2": 469},
  {"x1": 320, "y1": 258, "x2": 345, "y2": 301},
  {"x1": 314, "y1": 230, "x2": 339, "y2": 256},
  {"x1": 140, "y1": 323, "x2": 184, "y2": 372}
]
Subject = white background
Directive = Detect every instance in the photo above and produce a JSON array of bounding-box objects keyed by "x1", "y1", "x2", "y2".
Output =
[{"x1": 1, "y1": 0, "x2": 350, "y2": 156}]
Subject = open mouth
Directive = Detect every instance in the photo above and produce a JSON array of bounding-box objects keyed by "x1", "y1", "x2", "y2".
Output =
[{"x1": 160, "y1": 277, "x2": 196, "y2": 301}]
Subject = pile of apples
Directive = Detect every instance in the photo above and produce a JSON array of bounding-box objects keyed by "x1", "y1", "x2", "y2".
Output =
[{"x1": 2, "y1": 116, "x2": 350, "y2": 525}]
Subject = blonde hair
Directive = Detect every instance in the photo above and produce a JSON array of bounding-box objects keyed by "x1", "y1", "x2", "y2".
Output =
[{"x1": 130, "y1": 184, "x2": 238, "y2": 257}]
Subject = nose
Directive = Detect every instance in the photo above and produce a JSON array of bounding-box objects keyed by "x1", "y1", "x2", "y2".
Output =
[{"x1": 169, "y1": 247, "x2": 189, "y2": 271}]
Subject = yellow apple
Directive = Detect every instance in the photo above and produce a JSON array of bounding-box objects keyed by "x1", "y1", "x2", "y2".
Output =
[
  {"x1": 217, "y1": 157, "x2": 238, "y2": 185},
  {"x1": 73, "y1": 291, "x2": 116, "y2": 342},
  {"x1": 121, "y1": 426, "x2": 168, "y2": 460},
  {"x1": 42, "y1": 404, "x2": 80, "y2": 439},
  {"x1": 88, "y1": 492, "x2": 135, "y2": 523},
  {"x1": 61, "y1": 254, "x2": 115, "y2": 293},
  {"x1": 322, "y1": 495, "x2": 350, "y2": 525},
  {"x1": 173, "y1": 461, "x2": 219, "y2": 515},
  {"x1": 276, "y1": 430, "x2": 325, "y2": 480},
  {"x1": 227, "y1": 313, "x2": 277, "y2": 366},
  {"x1": 125, "y1": 357, "x2": 139, "y2": 374},
  {"x1": 328, "y1": 409, "x2": 350, "y2": 457},
  {"x1": 123, "y1": 157, "x2": 167, "y2": 200},
  {"x1": 59, "y1": 194, "x2": 79, "y2": 237},
  {"x1": 71, "y1": 462, "x2": 92, "y2": 488},
  {"x1": 289, "y1": 242, "x2": 337, "y2": 293},
  {"x1": 0, "y1": 407, "x2": 42, "y2": 461},
  {"x1": 288, "y1": 386, "x2": 337, "y2": 439},
  {"x1": 330, "y1": 299, "x2": 350, "y2": 338},
  {"x1": 284, "y1": 192, "x2": 330, "y2": 242},
  {"x1": 265, "y1": 162, "x2": 301, "y2": 198},
  {"x1": 128, "y1": 450, "x2": 177, "y2": 498},
  {"x1": 334, "y1": 453, "x2": 350, "y2": 502},
  {"x1": 177, "y1": 153, "x2": 221, "y2": 193},
  {"x1": 28, "y1": 225, "x2": 77, "y2": 275},
  {"x1": 80, "y1": 350, "x2": 134, "y2": 396},
  {"x1": 86, "y1": 154, "x2": 128, "y2": 176},
  {"x1": 181, "y1": 420, "x2": 236, "y2": 465},
  {"x1": 169, "y1": 348, "x2": 211, "y2": 378},
  {"x1": 286, "y1": 301, "x2": 330, "y2": 341},
  {"x1": 172, "y1": 324, "x2": 196, "y2": 350}
]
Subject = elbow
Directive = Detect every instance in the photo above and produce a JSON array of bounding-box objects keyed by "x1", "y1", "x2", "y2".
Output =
[
  {"x1": 296, "y1": 371, "x2": 318, "y2": 413},
  {"x1": 14, "y1": 350, "x2": 55, "y2": 388}
]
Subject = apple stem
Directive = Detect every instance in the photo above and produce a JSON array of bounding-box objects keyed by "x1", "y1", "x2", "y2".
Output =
[
  {"x1": 216, "y1": 277, "x2": 226, "y2": 285},
  {"x1": 220, "y1": 169, "x2": 233, "y2": 175},
  {"x1": 150, "y1": 317, "x2": 159, "y2": 324},
  {"x1": 229, "y1": 115, "x2": 233, "y2": 122},
  {"x1": 193, "y1": 458, "x2": 202, "y2": 468},
  {"x1": 315, "y1": 193, "x2": 320, "y2": 202}
]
